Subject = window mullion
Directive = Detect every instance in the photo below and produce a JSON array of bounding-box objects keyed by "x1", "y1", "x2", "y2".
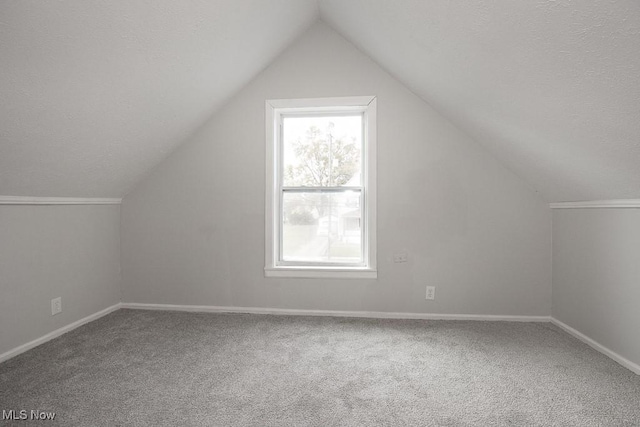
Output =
[{"x1": 281, "y1": 187, "x2": 363, "y2": 193}]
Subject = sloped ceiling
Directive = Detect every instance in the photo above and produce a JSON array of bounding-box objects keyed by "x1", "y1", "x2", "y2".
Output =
[
  {"x1": 0, "y1": 0, "x2": 317, "y2": 197},
  {"x1": 321, "y1": 0, "x2": 640, "y2": 202},
  {"x1": 1, "y1": 1, "x2": 639, "y2": 201}
]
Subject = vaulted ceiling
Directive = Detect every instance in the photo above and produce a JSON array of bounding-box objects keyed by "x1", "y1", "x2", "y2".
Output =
[
  {"x1": 321, "y1": 0, "x2": 640, "y2": 202},
  {"x1": 1, "y1": 1, "x2": 639, "y2": 201},
  {"x1": 0, "y1": 0, "x2": 318, "y2": 197}
]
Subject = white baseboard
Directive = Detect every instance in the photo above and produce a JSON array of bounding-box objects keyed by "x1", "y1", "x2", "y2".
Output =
[
  {"x1": 551, "y1": 317, "x2": 640, "y2": 375},
  {"x1": 5, "y1": 303, "x2": 636, "y2": 376},
  {"x1": 0, "y1": 303, "x2": 122, "y2": 364},
  {"x1": 121, "y1": 302, "x2": 550, "y2": 322}
]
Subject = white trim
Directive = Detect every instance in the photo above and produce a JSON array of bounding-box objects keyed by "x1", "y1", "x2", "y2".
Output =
[
  {"x1": 267, "y1": 96, "x2": 376, "y2": 110},
  {"x1": 0, "y1": 303, "x2": 121, "y2": 364},
  {"x1": 265, "y1": 100, "x2": 277, "y2": 272},
  {"x1": 265, "y1": 96, "x2": 377, "y2": 276},
  {"x1": 4, "y1": 301, "x2": 637, "y2": 376},
  {"x1": 550, "y1": 199, "x2": 640, "y2": 209},
  {"x1": 365, "y1": 97, "x2": 377, "y2": 272},
  {"x1": 0, "y1": 196, "x2": 122, "y2": 205},
  {"x1": 264, "y1": 267, "x2": 377, "y2": 279},
  {"x1": 551, "y1": 317, "x2": 640, "y2": 375},
  {"x1": 121, "y1": 302, "x2": 549, "y2": 322}
]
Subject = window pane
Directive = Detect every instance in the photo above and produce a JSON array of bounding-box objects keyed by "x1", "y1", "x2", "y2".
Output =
[
  {"x1": 282, "y1": 191, "x2": 362, "y2": 263},
  {"x1": 282, "y1": 115, "x2": 362, "y2": 187}
]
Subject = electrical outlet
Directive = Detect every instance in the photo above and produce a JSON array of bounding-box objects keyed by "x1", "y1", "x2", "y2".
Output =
[
  {"x1": 426, "y1": 286, "x2": 436, "y2": 300},
  {"x1": 51, "y1": 297, "x2": 62, "y2": 315},
  {"x1": 393, "y1": 252, "x2": 408, "y2": 263}
]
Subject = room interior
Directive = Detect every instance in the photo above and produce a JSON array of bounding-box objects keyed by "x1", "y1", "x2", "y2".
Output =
[{"x1": 1, "y1": 1, "x2": 639, "y2": 425}]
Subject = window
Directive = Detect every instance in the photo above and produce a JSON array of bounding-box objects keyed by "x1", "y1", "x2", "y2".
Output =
[{"x1": 265, "y1": 96, "x2": 377, "y2": 279}]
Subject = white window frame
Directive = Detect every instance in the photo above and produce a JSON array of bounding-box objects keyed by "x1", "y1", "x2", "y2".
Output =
[{"x1": 265, "y1": 96, "x2": 377, "y2": 279}]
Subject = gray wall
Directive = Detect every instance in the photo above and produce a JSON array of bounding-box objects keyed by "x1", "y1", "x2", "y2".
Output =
[
  {"x1": 0, "y1": 205, "x2": 121, "y2": 356},
  {"x1": 121, "y1": 22, "x2": 552, "y2": 316},
  {"x1": 553, "y1": 208, "x2": 640, "y2": 367}
]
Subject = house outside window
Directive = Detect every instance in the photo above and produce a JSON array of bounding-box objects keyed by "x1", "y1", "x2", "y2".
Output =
[{"x1": 265, "y1": 96, "x2": 377, "y2": 279}]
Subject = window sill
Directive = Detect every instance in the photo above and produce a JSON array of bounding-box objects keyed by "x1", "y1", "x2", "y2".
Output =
[{"x1": 264, "y1": 267, "x2": 377, "y2": 279}]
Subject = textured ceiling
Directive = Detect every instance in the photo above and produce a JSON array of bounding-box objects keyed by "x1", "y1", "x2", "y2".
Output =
[
  {"x1": 320, "y1": 0, "x2": 640, "y2": 202},
  {"x1": 1, "y1": 1, "x2": 639, "y2": 201},
  {"x1": 0, "y1": 0, "x2": 317, "y2": 197}
]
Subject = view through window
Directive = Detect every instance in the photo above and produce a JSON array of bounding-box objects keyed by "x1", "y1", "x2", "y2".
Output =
[
  {"x1": 281, "y1": 114, "x2": 364, "y2": 264},
  {"x1": 265, "y1": 96, "x2": 377, "y2": 278}
]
